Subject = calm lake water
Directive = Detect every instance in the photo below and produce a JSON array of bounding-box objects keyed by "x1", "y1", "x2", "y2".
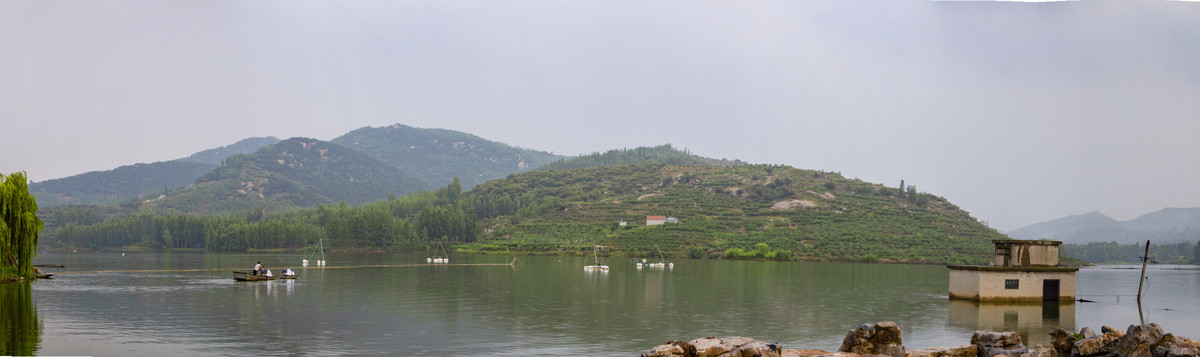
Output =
[{"x1": 3, "y1": 252, "x2": 1198, "y2": 356}]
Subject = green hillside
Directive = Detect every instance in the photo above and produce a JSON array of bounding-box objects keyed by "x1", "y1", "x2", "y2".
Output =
[
  {"x1": 332, "y1": 124, "x2": 563, "y2": 188},
  {"x1": 461, "y1": 163, "x2": 1000, "y2": 264},
  {"x1": 536, "y1": 144, "x2": 743, "y2": 171},
  {"x1": 143, "y1": 138, "x2": 433, "y2": 215},
  {"x1": 180, "y1": 136, "x2": 281, "y2": 165},
  {"x1": 30, "y1": 160, "x2": 218, "y2": 207},
  {"x1": 45, "y1": 145, "x2": 1002, "y2": 265}
]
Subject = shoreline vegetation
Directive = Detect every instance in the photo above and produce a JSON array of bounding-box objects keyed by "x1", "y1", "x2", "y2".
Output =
[
  {"x1": 642, "y1": 322, "x2": 1200, "y2": 357},
  {"x1": 45, "y1": 245, "x2": 1101, "y2": 267},
  {"x1": 43, "y1": 162, "x2": 1012, "y2": 266}
]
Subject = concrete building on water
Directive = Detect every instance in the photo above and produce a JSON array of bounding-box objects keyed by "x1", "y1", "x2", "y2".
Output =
[{"x1": 948, "y1": 239, "x2": 1078, "y2": 301}]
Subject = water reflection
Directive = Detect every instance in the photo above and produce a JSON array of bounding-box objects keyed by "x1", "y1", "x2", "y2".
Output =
[
  {"x1": 947, "y1": 300, "x2": 1075, "y2": 346},
  {"x1": 0, "y1": 282, "x2": 42, "y2": 355}
]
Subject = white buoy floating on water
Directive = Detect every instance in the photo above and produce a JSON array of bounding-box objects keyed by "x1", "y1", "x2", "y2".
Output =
[{"x1": 669, "y1": 263, "x2": 674, "y2": 268}]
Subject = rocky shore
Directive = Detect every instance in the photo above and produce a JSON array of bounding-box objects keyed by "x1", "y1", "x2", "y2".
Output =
[{"x1": 643, "y1": 321, "x2": 1200, "y2": 357}]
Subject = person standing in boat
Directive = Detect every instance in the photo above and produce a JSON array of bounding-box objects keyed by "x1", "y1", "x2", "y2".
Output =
[{"x1": 253, "y1": 261, "x2": 262, "y2": 276}]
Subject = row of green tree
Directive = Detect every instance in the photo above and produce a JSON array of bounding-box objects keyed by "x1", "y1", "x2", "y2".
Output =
[
  {"x1": 1060, "y1": 241, "x2": 1200, "y2": 264},
  {"x1": 52, "y1": 178, "x2": 483, "y2": 252}
]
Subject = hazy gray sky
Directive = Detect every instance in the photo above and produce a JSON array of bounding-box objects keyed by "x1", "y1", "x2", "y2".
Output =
[{"x1": 3, "y1": 0, "x2": 1199, "y2": 230}]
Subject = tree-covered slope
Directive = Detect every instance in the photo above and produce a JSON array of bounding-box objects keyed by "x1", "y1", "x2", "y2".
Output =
[
  {"x1": 180, "y1": 136, "x2": 281, "y2": 165},
  {"x1": 29, "y1": 160, "x2": 218, "y2": 207},
  {"x1": 536, "y1": 144, "x2": 743, "y2": 171},
  {"x1": 331, "y1": 124, "x2": 563, "y2": 188},
  {"x1": 144, "y1": 138, "x2": 433, "y2": 215},
  {"x1": 461, "y1": 163, "x2": 1003, "y2": 264},
  {"x1": 47, "y1": 161, "x2": 1003, "y2": 264}
]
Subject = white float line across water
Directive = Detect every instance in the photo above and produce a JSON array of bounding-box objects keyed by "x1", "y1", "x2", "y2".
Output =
[{"x1": 54, "y1": 263, "x2": 517, "y2": 275}]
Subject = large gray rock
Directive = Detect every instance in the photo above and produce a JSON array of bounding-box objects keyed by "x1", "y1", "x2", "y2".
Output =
[
  {"x1": 905, "y1": 345, "x2": 978, "y2": 357},
  {"x1": 837, "y1": 322, "x2": 906, "y2": 357},
  {"x1": 643, "y1": 337, "x2": 781, "y2": 357},
  {"x1": 1018, "y1": 345, "x2": 1057, "y2": 357},
  {"x1": 1112, "y1": 323, "x2": 1166, "y2": 357},
  {"x1": 1074, "y1": 332, "x2": 1122, "y2": 356},
  {"x1": 1048, "y1": 328, "x2": 1076, "y2": 356},
  {"x1": 1100, "y1": 326, "x2": 1121, "y2": 335},
  {"x1": 971, "y1": 331, "x2": 1027, "y2": 357},
  {"x1": 1152, "y1": 334, "x2": 1198, "y2": 357},
  {"x1": 693, "y1": 336, "x2": 782, "y2": 357},
  {"x1": 644, "y1": 340, "x2": 697, "y2": 357},
  {"x1": 1079, "y1": 327, "x2": 1098, "y2": 340}
]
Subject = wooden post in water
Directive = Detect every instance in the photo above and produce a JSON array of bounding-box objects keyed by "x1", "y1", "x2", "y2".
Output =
[{"x1": 1137, "y1": 240, "x2": 1150, "y2": 302}]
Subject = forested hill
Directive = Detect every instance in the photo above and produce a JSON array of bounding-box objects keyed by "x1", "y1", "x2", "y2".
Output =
[
  {"x1": 180, "y1": 136, "x2": 281, "y2": 165},
  {"x1": 464, "y1": 163, "x2": 1002, "y2": 264},
  {"x1": 29, "y1": 160, "x2": 218, "y2": 207},
  {"x1": 51, "y1": 162, "x2": 1003, "y2": 265},
  {"x1": 535, "y1": 144, "x2": 743, "y2": 171},
  {"x1": 332, "y1": 124, "x2": 563, "y2": 188},
  {"x1": 142, "y1": 137, "x2": 433, "y2": 215}
]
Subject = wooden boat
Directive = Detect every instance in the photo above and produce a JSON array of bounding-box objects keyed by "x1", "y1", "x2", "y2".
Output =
[
  {"x1": 584, "y1": 245, "x2": 609, "y2": 271},
  {"x1": 35, "y1": 273, "x2": 54, "y2": 279},
  {"x1": 233, "y1": 271, "x2": 276, "y2": 281},
  {"x1": 279, "y1": 274, "x2": 298, "y2": 279}
]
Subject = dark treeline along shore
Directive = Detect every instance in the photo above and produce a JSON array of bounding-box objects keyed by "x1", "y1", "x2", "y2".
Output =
[{"x1": 29, "y1": 125, "x2": 1089, "y2": 265}]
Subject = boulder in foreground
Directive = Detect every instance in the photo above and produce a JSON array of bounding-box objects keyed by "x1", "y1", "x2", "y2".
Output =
[{"x1": 642, "y1": 336, "x2": 781, "y2": 357}]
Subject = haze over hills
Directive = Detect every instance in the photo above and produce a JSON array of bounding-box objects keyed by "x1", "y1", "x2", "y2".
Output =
[
  {"x1": 332, "y1": 124, "x2": 563, "y2": 189},
  {"x1": 29, "y1": 136, "x2": 281, "y2": 207},
  {"x1": 535, "y1": 144, "x2": 742, "y2": 171},
  {"x1": 1009, "y1": 208, "x2": 1200, "y2": 244},
  {"x1": 32, "y1": 125, "x2": 561, "y2": 211},
  {"x1": 180, "y1": 137, "x2": 281, "y2": 166},
  {"x1": 29, "y1": 160, "x2": 218, "y2": 207},
  {"x1": 144, "y1": 138, "x2": 432, "y2": 215}
]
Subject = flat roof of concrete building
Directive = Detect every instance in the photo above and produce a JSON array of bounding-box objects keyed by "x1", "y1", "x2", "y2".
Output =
[{"x1": 946, "y1": 265, "x2": 1078, "y2": 272}]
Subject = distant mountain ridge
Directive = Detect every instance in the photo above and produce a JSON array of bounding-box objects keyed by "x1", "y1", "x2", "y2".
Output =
[
  {"x1": 536, "y1": 144, "x2": 742, "y2": 171},
  {"x1": 181, "y1": 136, "x2": 281, "y2": 165},
  {"x1": 332, "y1": 124, "x2": 563, "y2": 188},
  {"x1": 146, "y1": 138, "x2": 432, "y2": 215},
  {"x1": 33, "y1": 125, "x2": 562, "y2": 213},
  {"x1": 29, "y1": 136, "x2": 282, "y2": 207},
  {"x1": 29, "y1": 160, "x2": 218, "y2": 206},
  {"x1": 1009, "y1": 208, "x2": 1200, "y2": 244}
]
